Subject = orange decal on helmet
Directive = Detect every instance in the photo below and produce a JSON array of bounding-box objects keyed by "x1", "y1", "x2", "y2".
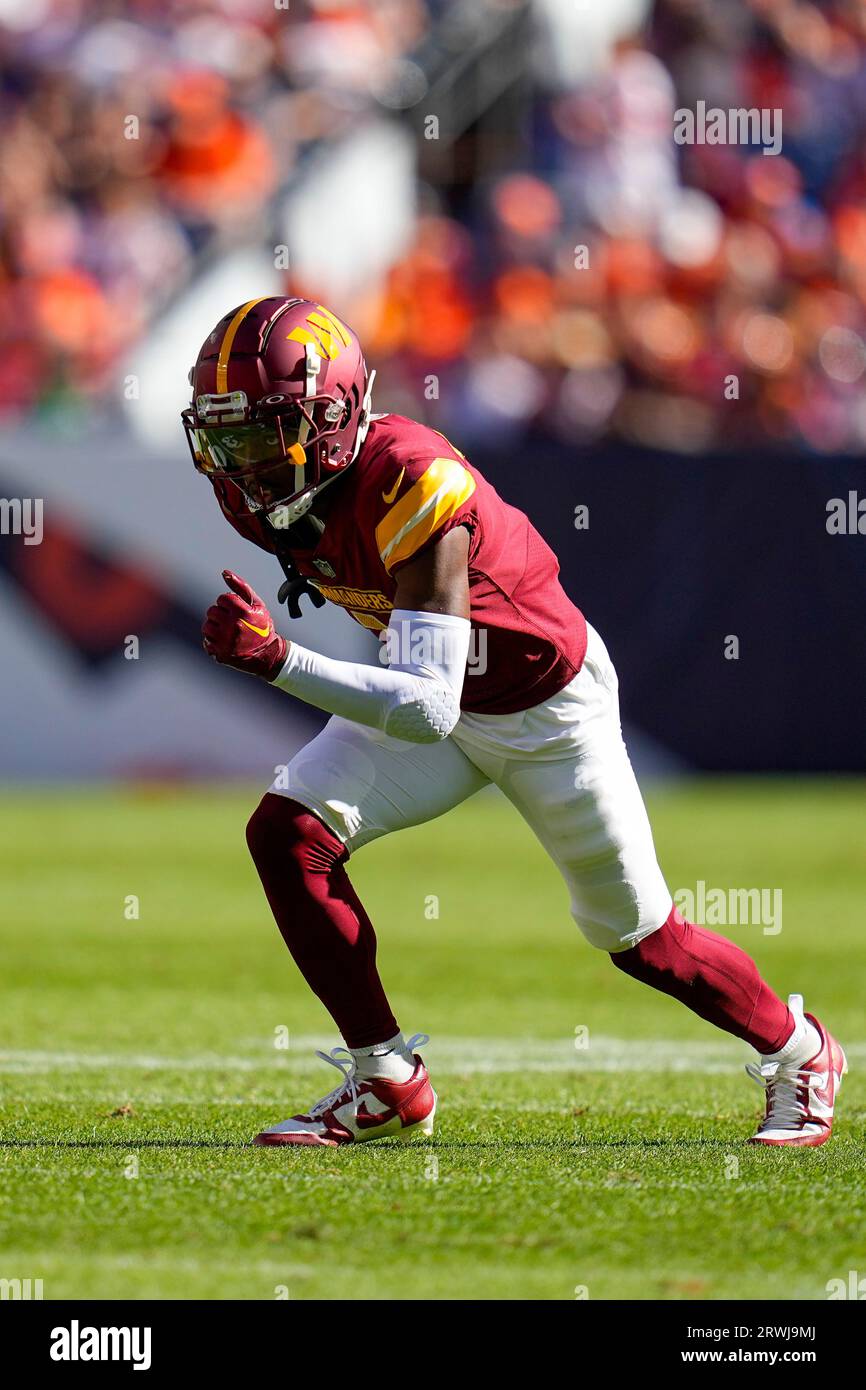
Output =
[
  {"x1": 216, "y1": 298, "x2": 269, "y2": 392},
  {"x1": 286, "y1": 304, "x2": 352, "y2": 361}
]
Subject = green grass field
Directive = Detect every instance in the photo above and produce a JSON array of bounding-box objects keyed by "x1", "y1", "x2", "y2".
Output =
[{"x1": 1, "y1": 780, "x2": 864, "y2": 1301}]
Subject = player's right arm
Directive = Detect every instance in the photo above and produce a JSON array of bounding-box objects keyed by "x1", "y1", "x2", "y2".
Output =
[
  {"x1": 269, "y1": 482, "x2": 475, "y2": 740},
  {"x1": 202, "y1": 528, "x2": 472, "y2": 744}
]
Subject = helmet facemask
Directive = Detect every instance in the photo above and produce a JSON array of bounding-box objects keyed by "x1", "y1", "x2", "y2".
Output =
[
  {"x1": 184, "y1": 303, "x2": 373, "y2": 529},
  {"x1": 183, "y1": 385, "x2": 354, "y2": 525}
]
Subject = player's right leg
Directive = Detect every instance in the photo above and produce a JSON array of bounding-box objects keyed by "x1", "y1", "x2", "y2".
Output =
[
  {"x1": 455, "y1": 626, "x2": 847, "y2": 1147},
  {"x1": 245, "y1": 716, "x2": 489, "y2": 1145}
]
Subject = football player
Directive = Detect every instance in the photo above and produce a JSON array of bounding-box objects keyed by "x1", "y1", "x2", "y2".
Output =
[{"x1": 188, "y1": 296, "x2": 846, "y2": 1148}]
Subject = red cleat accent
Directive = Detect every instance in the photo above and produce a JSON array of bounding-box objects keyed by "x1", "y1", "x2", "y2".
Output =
[
  {"x1": 747, "y1": 1004, "x2": 847, "y2": 1148},
  {"x1": 253, "y1": 1036, "x2": 436, "y2": 1147}
]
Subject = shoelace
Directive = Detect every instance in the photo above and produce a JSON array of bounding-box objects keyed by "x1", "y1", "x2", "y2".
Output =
[
  {"x1": 308, "y1": 1033, "x2": 430, "y2": 1119},
  {"x1": 745, "y1": 1059, "x2": 819, "y2": 1130}
]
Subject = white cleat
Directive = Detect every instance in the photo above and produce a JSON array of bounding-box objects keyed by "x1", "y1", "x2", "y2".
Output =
[
  {"x1": 253, "y1": 1033, "x2": 436, "y2": 1147},
  {"x1": 747, "y1": 995, "x2": 847, "y2": 1147}
]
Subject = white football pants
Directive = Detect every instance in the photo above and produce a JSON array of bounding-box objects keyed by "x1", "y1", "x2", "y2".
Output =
[{"x1": 269, "y1": 624, "x2": 673, "y2": 952}]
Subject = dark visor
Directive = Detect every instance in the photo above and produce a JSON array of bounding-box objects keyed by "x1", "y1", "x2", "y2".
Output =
[{"x1": 190, "y1": 421, "x2": 311, "y2": 510}]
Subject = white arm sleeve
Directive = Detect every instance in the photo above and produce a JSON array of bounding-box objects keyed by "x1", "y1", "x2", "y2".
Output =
[{"x1": 272, "y1": 609, "x2": 470, "y2": 743}]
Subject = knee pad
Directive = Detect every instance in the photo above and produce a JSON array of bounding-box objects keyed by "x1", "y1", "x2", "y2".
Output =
[{"x1": 246, "y1": 794, "x2": 344, "y2": 880}]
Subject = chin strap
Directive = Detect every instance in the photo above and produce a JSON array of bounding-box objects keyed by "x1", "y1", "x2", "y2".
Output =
[
  {"x1": 277, "y1": 571, "x2": 326, "y2": 619},
  {"x1": 268, "y1": 369, "x2": 375, "y2": 617},
  {"x1": 269, "y1": 525, "x2": 326, "y2": 619},
  {"x1": 352, "y1": 368, "x2": 376, "y2": 461}
]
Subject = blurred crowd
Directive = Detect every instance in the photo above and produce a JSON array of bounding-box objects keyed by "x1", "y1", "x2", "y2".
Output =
[
  {"x1": 4, "y1": 0, "x2": 866, "y2": 453},
  {"x1": 0, "y1": 0, "x2": 430, "y2": 416}
]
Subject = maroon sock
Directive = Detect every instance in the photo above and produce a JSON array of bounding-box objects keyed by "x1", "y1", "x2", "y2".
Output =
[
  {"x1": 246, "y1": 794, "x2": 399, "y2": 1049},
  {"x1": 611, "y1": 905, "x2": 793, "y2": 1054}
]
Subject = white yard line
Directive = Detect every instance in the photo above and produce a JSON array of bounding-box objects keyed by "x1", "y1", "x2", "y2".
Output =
[{"x1": 0, "y1": 1037, "x2": 863, "y2": 1076}]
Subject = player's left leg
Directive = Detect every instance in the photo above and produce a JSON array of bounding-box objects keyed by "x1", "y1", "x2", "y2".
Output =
[
  {"x1": 453, "y1": 626, "x2": 846, "y2": 1147},
  {"x1": 246, "y1": 714, "x2": 490, "y2": 1145}
]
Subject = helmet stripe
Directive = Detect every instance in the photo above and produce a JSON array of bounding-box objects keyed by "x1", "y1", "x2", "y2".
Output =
[{"x1": 216, "y1": 297, "x2": 269, "y2": 392}]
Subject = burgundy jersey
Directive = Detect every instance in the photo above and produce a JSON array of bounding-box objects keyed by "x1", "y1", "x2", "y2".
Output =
[{"x1": 211, "y1": 414, "x2": 587, "y2": 715}]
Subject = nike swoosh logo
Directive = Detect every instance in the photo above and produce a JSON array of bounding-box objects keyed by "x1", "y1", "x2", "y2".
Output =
[
  {"x1": 382, "y1": 469, "x2": 405, "y2": 505},
  {"x1": 241, "y1": 619, "x2": 271, "y2": 638},
  {"x1": 355, "y1": 1102, "x2": 396, "y2": 1129}
]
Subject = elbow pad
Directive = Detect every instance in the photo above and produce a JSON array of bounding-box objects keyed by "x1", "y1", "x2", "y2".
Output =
[
  {"x1": 383, "y1": 683, "x2": 462, "y2": 743},
  {"x1": 272, "y1": 609, "x2": 470, "y2": 743},
  {"x1": 380, "y1": 609, "x2": 469, "y2": 742}
]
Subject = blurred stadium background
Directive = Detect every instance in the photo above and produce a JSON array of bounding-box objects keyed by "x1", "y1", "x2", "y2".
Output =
[
  {"x1": 1, "y1": 0, "x2": 864, "y2": 780},
  {"x1": 4, "y1": 3, "x2": 866, "y2": 1305}
]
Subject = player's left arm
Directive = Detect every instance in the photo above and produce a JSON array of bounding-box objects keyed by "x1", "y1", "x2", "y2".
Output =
[
  {"x1": 201, "y1": 527, "x2": 472, "y2": 743},
  {"x1": 390, "y1": 523, "x2": 470, "y2": 619}
]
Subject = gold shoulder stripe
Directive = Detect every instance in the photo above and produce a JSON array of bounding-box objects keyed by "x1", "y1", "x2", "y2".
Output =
[
  {"x1": 216, "y1": 298, "x2": 269, "y2": 392},
  {"x1": 376, "y1": 458, "x2": 476, "y2": 573}
]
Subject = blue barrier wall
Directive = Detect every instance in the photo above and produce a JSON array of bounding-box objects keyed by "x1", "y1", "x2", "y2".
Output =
[{"x1": 471, "y1": 441, "x2": 865, "y2": 772}]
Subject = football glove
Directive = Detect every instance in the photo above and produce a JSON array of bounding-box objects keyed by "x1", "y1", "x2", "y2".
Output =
[{"x1": 202, "y1": 570, "x2": 288, "y2": 681}]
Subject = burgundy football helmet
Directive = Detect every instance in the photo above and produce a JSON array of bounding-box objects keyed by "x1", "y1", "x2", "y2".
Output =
[{"x1": 183, "y1": 296, "x2": 373, "y2": 527}]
